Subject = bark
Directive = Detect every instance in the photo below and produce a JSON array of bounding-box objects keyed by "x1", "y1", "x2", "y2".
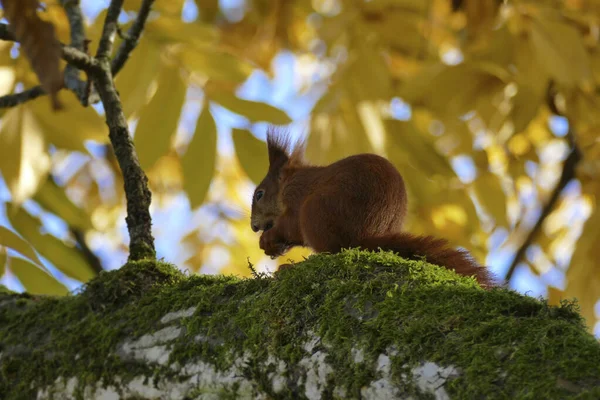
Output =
[{"x1": 0, "y1": 250, "x2": 598, "y2": 399}]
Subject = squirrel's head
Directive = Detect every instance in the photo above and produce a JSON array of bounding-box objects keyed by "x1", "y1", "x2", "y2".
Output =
[{"x1": 250, "y1": 128, "x2": 304, "y2": 233}]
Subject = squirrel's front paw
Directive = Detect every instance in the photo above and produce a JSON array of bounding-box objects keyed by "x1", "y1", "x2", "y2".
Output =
[{"x1": 260, "y1": 230, "x2": 289, "y2": 258}]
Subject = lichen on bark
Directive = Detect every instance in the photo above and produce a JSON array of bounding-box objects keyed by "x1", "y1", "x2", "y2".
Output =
[{"x1": 0, "y1": 250, "x2": 599, "y2": 399}]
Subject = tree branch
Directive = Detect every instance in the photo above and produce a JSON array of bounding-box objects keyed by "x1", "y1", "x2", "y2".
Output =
[
  {"x1": 70, "y1": 228, "x2": 103, "y2": 275},
  {"x1": 111, "y1": 0, "x2": 155, "y2": 75},
  {"x1": 59, "y1": 44, "x2": 97, "y2": 71},
  {"x1": 504, "y1": 129, "x2": 581, "y2": 283},
  {"x1": 0, "y1": 23, "x2": 16, "y2": 41},
  {"x1": 0, "y1": 86, "x2": 45, "y2": 108},
  {"x1": 87, "y1": 0, "x2": 155, "y2": 261},
  {"x1": 59, "y1": 0, "x2": 90, "y2": 105},
  {"x1": 96, "y1": 0, "x2": 124, "y2": 60}
]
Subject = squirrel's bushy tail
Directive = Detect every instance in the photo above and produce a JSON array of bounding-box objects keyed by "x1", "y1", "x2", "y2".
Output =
[{"x1": 359, "y1": 233, "x2": 497, "y2": 289}]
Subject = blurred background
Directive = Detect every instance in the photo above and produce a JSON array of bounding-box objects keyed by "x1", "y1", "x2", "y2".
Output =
[{"x1": 0, "y1": 0, "x2": 599, "y2": 336}]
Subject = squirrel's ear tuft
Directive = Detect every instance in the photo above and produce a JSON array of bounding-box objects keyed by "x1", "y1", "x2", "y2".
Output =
[{"x1": 267, "y1": 127, "x2": 291, "y2": 170}]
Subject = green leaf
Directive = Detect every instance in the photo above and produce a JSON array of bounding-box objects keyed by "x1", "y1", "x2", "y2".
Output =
[
  {"x1": 7, "y1": 207, "x2": 96, "y2": 283},
  {"x1": 0, "y1": 225, "x2": 45, "y2": 268},
  {"x1": 231, "y1": 128, "x2": 269, "y2": 184},
  {"x1": 181, "y1": 103, "x2": 218, "y2": 209},
  {"x1": 209, "y1": 92, "x2": 292, "y2": 125},
  {"x1": 33, "y1": 178, "x2": 94, "y2": 232},
  {"x1": 134, "y1": 63, "x2": 187, "y2": 170},
  {"x1": 9, "y1": 257, "x2": 68, "y2": 296},
  {"x1": 0, "y1": 106, "x2": 50, "y2": 205}
]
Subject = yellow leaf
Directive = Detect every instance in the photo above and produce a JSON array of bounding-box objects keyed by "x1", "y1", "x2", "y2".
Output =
[
  {"x1": 29, "y1": 91, "x2": 109, "y2": 152},
  {"x1": 146, "y1": 15, "x2": 217, "y2": 48},
  {"x1": 0, "y1": 248, "x2": 5, "y2": 276},
  {"x1": 0, "y1": 225, "x2": 45, "y2": 268},
  {"x1": 398, "y1": 62, "x2": 504, "y2": 119},
  {"x1": 124, "y1": 0, "x2": 185, "y2": 15},
  {"x1": 114, "y1": 39, "x2": 162, "y2": 119},
  {"x1": 511, "y1": 85, "x2": 543, "y2": 134},
  {"x1": 0, "y1": 105, "x2": 50, "y2": 204},
  {"x1": 194, "y1": 0, "x2": 219, "y2": 22},
  {"x1": 181, "y1": 103, "x2": 218, "y2": 209},
  {"x1": 179, "y1": 48, "x2": 255, "y2": 85},
  {"x1": 231, "y1": 128, "x2": 269, "y2": 184},
  {"x1": 134, "y1": 63, "x2": 187, "y2": 170},
  {"x1": 464, "y1": 0, "x2": 499, "y2": 37},
  {"x1": 384, "y1": 119, "x2": 456, "y2": 178},
  {"x1": 530, "y1": 15, "x2": 593, "y2": 88},
  {"x1": 7, "y1": 206, "x2": 96, "y2": 283},
  {"x1": 32, "y1": 178, "x2": 94, "y2": 232},
  {"x1": 210, "y1": 92, "x2": 291, "y2": 125},
  {"x1": 8, "y1": 257, "x2": 68, "y2": 296},
  {"x1": 471, "y1": 171, "x2": 508, "y2": 227},
  {"x1": 563, "y1": 197, "x2": 600, "y2": 331}
]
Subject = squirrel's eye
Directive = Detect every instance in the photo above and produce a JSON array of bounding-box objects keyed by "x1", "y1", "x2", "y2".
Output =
[{"x1": 255, "y1": 190, "x2": 265, "y2": 201}]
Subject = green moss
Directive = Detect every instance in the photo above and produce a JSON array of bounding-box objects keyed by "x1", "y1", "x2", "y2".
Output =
[
  {"x1": 0, "y1": 285, "x2": 14, "y2": 295},
  {"x1": 0, "y1": 250, "x2": 598, "y2": 399}
]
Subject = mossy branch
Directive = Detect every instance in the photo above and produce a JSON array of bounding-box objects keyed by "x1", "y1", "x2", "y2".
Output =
[{"x1": 0, "y1": 251, "x2": 598, "y2": 399}]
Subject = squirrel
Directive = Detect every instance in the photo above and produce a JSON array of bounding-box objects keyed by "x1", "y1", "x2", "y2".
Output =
[{"x1": 250, "y1": 128, "x2": 497, "y2": 289}]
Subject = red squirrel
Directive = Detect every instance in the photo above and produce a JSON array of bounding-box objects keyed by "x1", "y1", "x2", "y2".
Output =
[{"x1": 250, "y1": 128, "x2": 496, "y2": 288}]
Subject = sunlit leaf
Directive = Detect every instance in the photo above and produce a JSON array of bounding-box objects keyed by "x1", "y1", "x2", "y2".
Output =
[
  {"x1": 231, "y1": 128, "x2": 269, "y2": 184},
  {"x1": 0, "y1": 248, "x2": 6, "y2": 276},
  {"x1": 511, "y1": 85, "x2": 542, "y2": 134},
  {"x1": 194, "y1": 0, "x2": 220, "y2": 22},
  {"x1": 29, "y1": 92, "x2": 108, "y2": 152},
  {"x1": 146, "y1": 15, "x2": 218, "y2": 47},
  {"x1": 530, "y1": 15, "x2": 593, "y2": 88},
  {"x1": 0, "y1": 225, "x2": 44, "y2": 268},
  {"x1": 8, "y1": 257, "x2": 68, "y2": 296},
  {"x1": 179, "y1": 46, "x2": 256, "y2": 85},
  {"x1": 124, "y1": 0, "x2": 185, "y2": 15},
  {"x1": 115, "y1": 39, "x2": 162, "y2": 119},
  {"x1": 181, "y1": 103, "x2": 218, "y2": 209},
  {"x1": 561, "y1": 194, "x2": 600, "y2": 331},
  {"x1": 471, "y1": 171, "x2": 508, "y2": 227},
  {"x1": 7, "y1": 206, "x2": 96, "y2": 283},
  {"x1": 134, "y1": 63, "x2": 187, "y2": 170},
  {"x1": 0, "y1": 105, "x2": 50, "y2": 204},
  {"x1": 208, "y1": 90, "x2": 292, "y2": 125},
  {"x1": 33, "y1": 178, "x2": 94, "y2": 232}
]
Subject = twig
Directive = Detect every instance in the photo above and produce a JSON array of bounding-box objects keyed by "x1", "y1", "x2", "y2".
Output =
[
  {"x1": 504, "y1": 130, "x2": 581, "y2": 283},
  {"x1": 70, "y1": 228, "x2": 103, "y2": 275},
  {"x1": 111, "y1": 0, "x2": 155, "y2": 75},
  {"x1": 96, "y1": 0, "x2": 124, "y2": 59},
  {"x1": 60, "y1": 0, "x2": 90, "y2": 105},
  {"x1": 0, "y1": 86, "x2": 45, "y2": 108},
  {"x1": 59, "y1": 43, "x2": 97, "y2": 71},
  {"x1": 0, "y1": 23, "x2": 16, "y2": 41}
]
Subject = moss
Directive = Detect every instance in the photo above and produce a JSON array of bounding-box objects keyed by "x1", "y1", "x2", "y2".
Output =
[
  {"x1": 0, "y1": 250, "x2": 599, "y2": 399},
  {"x1": 0, "y1": 285, "x2": 14, "y2": 295}
]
